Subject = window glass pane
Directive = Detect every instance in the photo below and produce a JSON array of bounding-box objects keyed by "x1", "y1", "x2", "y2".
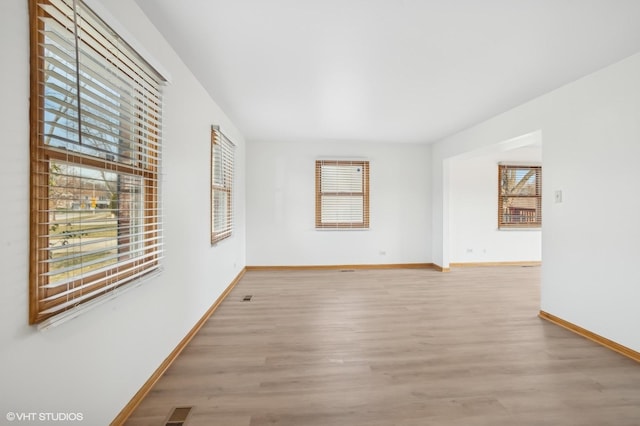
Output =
[
  {"x1": 46, "y1": 163, "x2": 143, "y2": 286},
  {"x1": 42, "y1": 22, "x2": 81, "y2": 148},
  {"x1": 321, "y1": 165, "x2": 363, "y2": 193},
  {"x1": 500, "y1": 196, "x2": 540, "y2": 225},
  {"x1": 42, "y1": 10, "x2": 158, "y2": 167},
  {"x1": 213, "y1": 189, "x2": 228, "y2": 232},
  {"x1": 500, "y1": 167, "x2": 538, "y2": 196},
  {"x1": 116, "y1": 174, "x2": 145, "y2": 261},
  {"x1": 212, "y1": 143, "x2": 223, "y2": 186},
  {"x1": 321, "y1": 195, "x2": 364, "y2": 223}
]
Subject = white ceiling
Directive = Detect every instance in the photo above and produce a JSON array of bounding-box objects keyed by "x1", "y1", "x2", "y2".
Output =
[{"x1": 134, "y1": 0, "x2": 640, "y2": 144}]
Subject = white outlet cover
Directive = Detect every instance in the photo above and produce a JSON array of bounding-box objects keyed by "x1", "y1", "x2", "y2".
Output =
[{"x1": 555, "y1": 190, "x2": 563, "y2": 203}]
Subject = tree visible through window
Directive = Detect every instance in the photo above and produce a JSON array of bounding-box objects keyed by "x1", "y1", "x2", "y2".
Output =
[
  {"x1": 315, "y1": 160, "x2": 370, "y2": 229},
  {"x1": 30, "y1": 0, "x2": 164, "y2": 324},
  {"x1": 498, "y1": 165, "x2": 542, "y2": 228}
]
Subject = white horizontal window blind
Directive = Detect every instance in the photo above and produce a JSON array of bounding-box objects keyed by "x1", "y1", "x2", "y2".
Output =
[
  {"x1": 211, "y1": 126, "x2": 235, "y2": 244},
  {"x1": 498, "y1": 165, "x2": 542, "y2": 228},
  {"x1": 30, "y1": 0, "x2": 165, "y2": 324},
  {"x1": 315, "y1": 160, "x2": 370, "y2": 229}
]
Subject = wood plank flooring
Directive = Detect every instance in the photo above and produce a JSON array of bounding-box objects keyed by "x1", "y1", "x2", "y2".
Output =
[{"x1": 124, "y1": 267, "x2": 640, "y2": 425}]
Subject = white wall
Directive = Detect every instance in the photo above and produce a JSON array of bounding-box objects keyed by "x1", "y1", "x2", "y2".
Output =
[
  {"x1": 431, "y1": 52, "x2": 640, "y2": 352},
  {"x1": 0, "y1": 0, "x2": 245, "y2": 424},
  {"x1": 246, "y1": 141, "x2": 431, "y2": 266},
  {"x1": 450, "y1": 145, "x2": 542, "y2": 263}
]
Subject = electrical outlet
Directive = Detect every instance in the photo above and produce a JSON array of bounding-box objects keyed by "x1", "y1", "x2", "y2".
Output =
[{"x1": 555, "y1": 190, "x2": 563, "y2": 203}]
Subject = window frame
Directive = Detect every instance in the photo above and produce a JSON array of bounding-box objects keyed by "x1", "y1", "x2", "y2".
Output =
[
  {"x1": 211, "y1": 126, "x2": 235, "y2": 244},
  {"x1": 498, "y1": 164, "x2": 542, "y2": 229},
  {"x1": 29, "y1": 0, "x2": 164, "y2": 324},
  {"x1": 315, "y1": 160, "x2": 370, "y2": 229}
]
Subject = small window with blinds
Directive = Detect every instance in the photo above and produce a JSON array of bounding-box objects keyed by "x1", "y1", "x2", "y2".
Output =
[
  {"x1": 315, "y1": 160, "x2": 370, "y2": 229},
  {"x1": 211, "y1": 126, "x2": 235, "y2": 244},
  {"x1": 498, "y1": 165, "x2": 542, "y2": 229},
  {"x1": 29, "y1": 0, "x2": 165, "y2": 324}
]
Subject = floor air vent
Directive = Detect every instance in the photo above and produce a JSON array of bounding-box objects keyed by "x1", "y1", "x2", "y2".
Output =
[
  {"x1": 340, "y1": 269, "x2": 355, "y2": 272},
  {"x1": 165, "y1": 406, "x2": 193, "y2": 425},
  {"x1": 242, "y1": 295, "x2": 253, "y2": 301}
]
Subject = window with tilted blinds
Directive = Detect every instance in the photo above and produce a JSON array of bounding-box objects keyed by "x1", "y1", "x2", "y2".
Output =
[
  {"x1": 29, "y1": 0, "x2": 165, "y2": 324},
  {"x1": 315, "y1": 160, "x2": 370, "y2": 229},
  {"x1": 211, "y1": 126, "x2": 235, "y2": 244},
  {"x1": 498, "y1": 164, "x2": 542, "y2": 229}
]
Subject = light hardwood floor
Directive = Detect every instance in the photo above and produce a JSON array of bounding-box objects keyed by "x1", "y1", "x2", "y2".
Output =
[{"x1": 125, "y1": 267, "x2": 640, "y2": 425}]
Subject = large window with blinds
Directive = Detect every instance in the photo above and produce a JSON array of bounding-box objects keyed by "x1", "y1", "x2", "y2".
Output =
[
  {"x1": 29, "y1": 0, "x2": 165, "y2": 324},
  {"x1": 211, "y1": 126, "x2": 235, "y2": 244},
  {"x1": 498, "y1": 164, "x2": 542, "y2": 229},
  {"x1": 315, "y1": 160, "x2": 370, "y2": 229}
]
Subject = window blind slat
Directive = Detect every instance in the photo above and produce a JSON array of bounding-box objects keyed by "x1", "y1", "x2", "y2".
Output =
[{"x1": 40, "y1": 43, "x2": 162, "y2": 164}]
